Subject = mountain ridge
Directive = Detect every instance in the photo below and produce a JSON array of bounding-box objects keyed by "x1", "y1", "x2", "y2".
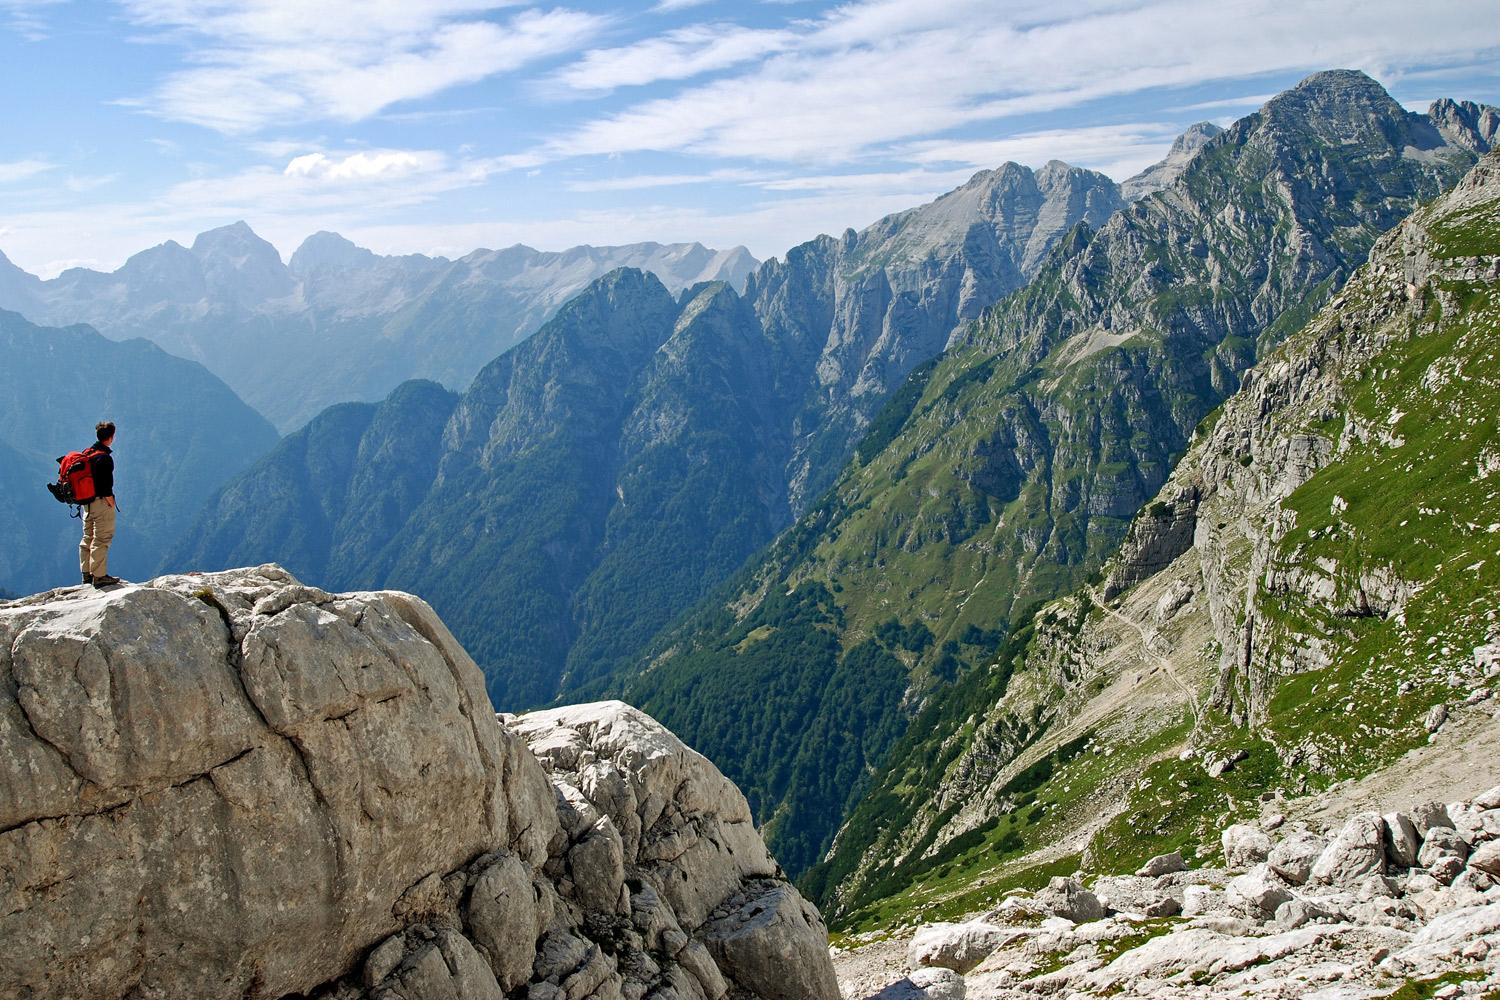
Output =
[
  {"x1": 0, "y1": 227, "x2": 758, "y2": 430},
  {"x1": 618, "y1": 70, "x2": 1498, "y2": 886},
  {"x1": 172, "y1": 155, "x2": 1132, "y2": 711}
]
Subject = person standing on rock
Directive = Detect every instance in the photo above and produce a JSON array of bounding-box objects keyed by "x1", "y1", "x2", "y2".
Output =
[{"x1": 80, "y1": 421, "x2": 120, "y2": 588}]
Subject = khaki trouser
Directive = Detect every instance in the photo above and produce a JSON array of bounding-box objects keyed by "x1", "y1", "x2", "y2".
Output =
[{"x1": 80, "y1": 499, "x2": 116, "y2": 578}]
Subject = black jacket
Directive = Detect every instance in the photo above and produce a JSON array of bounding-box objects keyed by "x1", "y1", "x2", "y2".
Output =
[{"x1": 87, "y1": 444, "x2": 114, "y2": 500}]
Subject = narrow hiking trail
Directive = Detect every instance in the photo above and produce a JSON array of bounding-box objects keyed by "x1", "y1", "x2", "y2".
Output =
[{"x1": 1087, "y1": 587, "x2": 1202, "y2": 723}]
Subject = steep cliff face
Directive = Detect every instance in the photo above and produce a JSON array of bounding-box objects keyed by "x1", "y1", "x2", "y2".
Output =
[
  {"x1": 627, "y1": 72, "x2": 1497, "y2": 893},
  {"x1": 821, "y1": 148, "x2": 1500, "y2": 929},
  {"x1": 751, "y1": 160, "x2": 1124, "y2": 509},
  {"x1": 0, "y1": 567, "x2": 838, "y2": 1000}
]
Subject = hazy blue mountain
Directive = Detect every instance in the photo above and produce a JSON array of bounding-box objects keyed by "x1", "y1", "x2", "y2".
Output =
[
  {"x1": 172, "y1": 159, "x2": 1126, "y2": 708},
  {"x1": 0, "y1": 310, "x2": 279, "y2": 592},
  {"x1": 0, "y1": 227, "x2": 758, "y2": 430}
]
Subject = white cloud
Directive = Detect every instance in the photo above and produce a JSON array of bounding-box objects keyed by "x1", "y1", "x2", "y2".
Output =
[
  {"x1": 539, "y1": 0, "x2": 1500, "y2": 164},
  {"x1": 284, "y1": 149, "x2": 446, "y2": 182},
  {"x1": 552, "y1": 23, "x2": 794, "y2": 93},
  {"x1": 64, "y1": 174, "x2": 118, "y2": 193},
  {"x1": 1170, "y1": 93, "x2": 1278, "y2": 113},
  {"x1": 0, "y1": 0, "x2": 65, "y2": 40},
  {"x1": 0, "y1": 159, "x2": 54, "y2": 183},
  {"x1": 121, "y1": 1, "x2": 607, "y2": 132}
]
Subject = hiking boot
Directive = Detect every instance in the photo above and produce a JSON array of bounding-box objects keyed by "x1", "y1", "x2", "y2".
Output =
[
  {"x1": 92, "y1": 575, "x2": 121, "y2": 588},
  {"x1": 82, "y1": 572, "x2": 93, "y2": 585}
]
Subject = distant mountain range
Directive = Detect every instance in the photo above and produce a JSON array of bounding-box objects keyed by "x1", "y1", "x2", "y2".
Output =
[
  {"x1": 0, "y1": 310, "x2": 279, "y2": 592},
  {"x1": 171, "y1": 151, "x2": 1132, "y2": 707},
  {"x1": 0, "y1": 231, "x2": 756, "y2": 430}
]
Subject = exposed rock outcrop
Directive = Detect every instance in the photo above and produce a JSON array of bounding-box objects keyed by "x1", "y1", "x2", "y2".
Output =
[
  {"x1": 843, "y1": 787, "x2": 1500, "y2": 998},
  {"x1": 0, "y1": 567, "x2": 838, "y2": 1000}
]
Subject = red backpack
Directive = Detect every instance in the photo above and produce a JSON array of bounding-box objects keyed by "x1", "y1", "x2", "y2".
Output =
[{"x1": 48, "y1": 447, "x2": 100, "y2": 508}]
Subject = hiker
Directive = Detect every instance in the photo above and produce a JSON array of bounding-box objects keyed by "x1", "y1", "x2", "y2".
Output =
[{"x1": 79, "y1": 421, "x2": 119, "y2": 588}]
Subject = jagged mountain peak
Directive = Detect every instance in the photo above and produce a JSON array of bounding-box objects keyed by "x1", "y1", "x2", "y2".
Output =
[
  {"x1": 1252, "y1": 68, "x2": 1419, "y2": 142},
  {"x1": 1429, "y1": 96, "x2": 1500, "y2": 153},
  {"x1": 1121, "y1": 121, "x2": 1224, "y2": 201},
  {"x1": 190, "y1": 220, "x2": 279, "y2": 259},
  {"x1": 288, "y1": 230, "x2": 379, "y2": 274},
  {"x1": 849, "y1": 157, "x2": 1120, "y2": 276},
  {"x1": 1172, "y1": 121, "x2": 1224, "y2": 153}
]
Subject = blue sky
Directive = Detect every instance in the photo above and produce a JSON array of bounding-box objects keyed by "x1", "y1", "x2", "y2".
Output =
[{"x1": 2, "y1": 0, "x2": 1499, "y2": 277}]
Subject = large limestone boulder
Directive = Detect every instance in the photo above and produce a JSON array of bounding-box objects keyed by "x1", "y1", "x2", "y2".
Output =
[
  {"x1": 1222, "y1": 824, "x2": 1273, "y2": 869},
  {"x1": 1311, "y1": 812, "x2": 1387, "y2": 886},
  {"x1": 867, "y1": 968, "x2": 966, "y2": 999},
  {"x1": 1226, "y1": 864, "x2": 1294, "y2": 921},
  {"x1": 0, "y1": 567, "x2": 537, "y2": 1000},
  {"x1": 1266, "y1": 827, "x2": 1328, "y2": 886},
  {"x1": 1034, "y1": 876, "x2": 1105, "y2": 922},
  {"x1": 1, "y1": 569, "x2": 839, "y2": 1000},
  {"x1": 908, "y1": 920, "x2": 1023, "y2": 973}
]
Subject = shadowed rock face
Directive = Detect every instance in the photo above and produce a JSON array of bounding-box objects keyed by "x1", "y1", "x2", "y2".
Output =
[{"x1": 0, "y1": 567, "x2": 838, "y2": 1000}]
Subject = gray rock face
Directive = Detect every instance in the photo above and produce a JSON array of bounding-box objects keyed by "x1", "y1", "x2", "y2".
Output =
[
  {"x1": 1386, "y1": 811, "x2": 1423, "y2": 868},
  {"x1": 907, "y1": 920, "x2": 1021, "y2": 973},
  {"x1": 1, "y1": 566, "x2": 521, "y2": 1000},
  {"x1": 1312, "y1": 813, "x2": 1388, "y2": 886},
  {"x1": 1420, "y1": 826, "x2": 1472, "y2": 869},
  {"x1": 1136, "y1": 850, "x2": 1189, "y2": 878},
  {"x1": 1267, "y1": 828, "x2": 1329, "y2": 886},
  {"x1": 1035, "y1": 877, "x2": 1105, "y2": 922},
  {"x1": 1222, "y1": 824, "x2": 1274, "y2": 869},
  {"x1": 1091, "y1": 875, "x2": 1182, "y2": 917},
  {"x1": 1120, "y1": 122, "x2": 1225, "y2": 201},
  {"x1": 867, "y1": 968, "x2": 966, "y2": 999},
  {"x1": 0, "y1": 568, "x2": 838, "y2": 1000},
  {"x1": 1227, "y1": 864, "x2": 1295, "y2": 921}
]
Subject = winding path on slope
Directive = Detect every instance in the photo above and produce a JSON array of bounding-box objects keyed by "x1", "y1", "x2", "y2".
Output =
[{"x1": 1087, "y1": 586, "x2": 1202, "y2": 724}]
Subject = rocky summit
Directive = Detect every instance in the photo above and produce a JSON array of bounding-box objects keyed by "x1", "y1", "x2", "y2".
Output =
[{"x1": 0, "y1": 566, "x2": 838, "y2": 1000}]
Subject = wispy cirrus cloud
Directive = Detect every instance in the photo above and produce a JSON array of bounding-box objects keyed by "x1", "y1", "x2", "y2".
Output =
[
  {"x1": 540, "y1": 0, "x2": 1500, "y2": 164},
  {"x1": 563, "y1": 166, "x2": 774, "y2": 191},
  {"x1": 551, "y1": 23, "x2": 795, "y2": 94},
  {"x1": 284, "y1": 149, "x2": 448, "y2": 182},
  {"x1": 119, "y1": 1, "x2": 607, "y2": 133},
  {"x1": 0, "y1": 159, "x2": 55, "y2": 183},
  {"x1": 0, "y1": 0, "x2": 66, "y2": 41}
]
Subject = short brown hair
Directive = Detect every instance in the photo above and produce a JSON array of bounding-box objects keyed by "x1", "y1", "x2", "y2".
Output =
[{"x1": 95, "y1": 421, "x2": 115, "y2": 443}]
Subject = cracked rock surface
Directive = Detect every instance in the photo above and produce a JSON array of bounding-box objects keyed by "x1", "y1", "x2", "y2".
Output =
[{"x1": 0, "y1": 566, "x2": 838, "y2": 1000}]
